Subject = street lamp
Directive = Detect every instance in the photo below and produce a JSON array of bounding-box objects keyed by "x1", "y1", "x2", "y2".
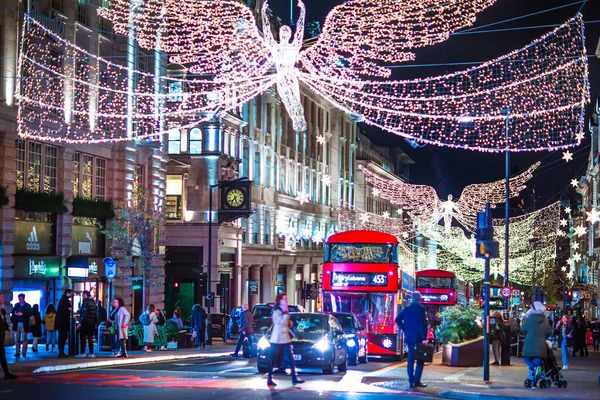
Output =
[{"x1": 529, "y1": 237, "x2": 539, "y2": 304}]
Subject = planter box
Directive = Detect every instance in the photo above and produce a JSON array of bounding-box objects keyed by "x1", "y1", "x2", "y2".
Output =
[
  {"x1": 442, "y1": 336, "x2": 484, "y2": 367},
  {"x1": 167, "y1": 341, "x2": 178, "y2": 349}
]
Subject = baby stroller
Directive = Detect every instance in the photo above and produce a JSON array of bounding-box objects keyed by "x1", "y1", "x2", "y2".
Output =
[{"x1": 524, "y1": 343, "x2": 568, "y2": 389}]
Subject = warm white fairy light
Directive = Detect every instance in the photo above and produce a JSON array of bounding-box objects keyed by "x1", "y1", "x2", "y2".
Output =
[
  {"x1": 586, "y1": 208, "x2": 600, "y2": 224},
  {"x1": 358, "y1": 162, "x2": 539, "y2": 232},
  {"x1": 300, "y1": 15, "x2": 589, "y2": 152},
  {"x1": 563, "y1": 151, "x2": 574, "y2": 162}
]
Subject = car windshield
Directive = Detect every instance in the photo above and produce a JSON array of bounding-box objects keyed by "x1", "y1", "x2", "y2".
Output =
[
  {"x1": 290, "y1": 315, "x2": 328, "y2": 336},
  {"x1": 333, "y1": 314, "x2": 354, "y2": 333},
  {"x1": 253, "y1": 307, "x2": 271, "y2": 318},
  {"x1": 288, "y1": 305, "x2": 301, "y2": 313}
]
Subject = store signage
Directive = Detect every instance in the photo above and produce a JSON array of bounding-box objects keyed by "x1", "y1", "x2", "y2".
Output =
[
  {"x1": 72, "y1": 225, "x2": 103, "y2": 256},
  {"x1": 88, "y1": 261, "x2": 98, "y2": 275},
  {"x1": 104, "y1": 257, "x2": 116, "y2": 282},
  {"x1": 248, "y1": 280, "x2": 259, "y2": 296},
  {"x1": 29, "y1": 259, "x2": 46, "y2": 276},
  {"x1": 421, "y1": 293, "x2": 451, "y2": 303},
  {"x1": 67, "y1": 267, "x2": 89, "y2": 279},
  {"x1": 332, "y1": 272, "x2": 388, "y2": 287},
  {"x1": 15, "y1": 220, "x2": 54, "y2": 255}
]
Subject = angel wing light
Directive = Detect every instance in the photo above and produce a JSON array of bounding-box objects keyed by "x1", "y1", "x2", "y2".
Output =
[
  {"x1": 17, "y1": 0, "x2": 588, "y2": 148},
  {"x1": 358, "y1": 162, "x2": 540, "y2": 232}
]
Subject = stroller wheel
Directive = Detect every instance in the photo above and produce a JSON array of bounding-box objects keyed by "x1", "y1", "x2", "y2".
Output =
[
  {"x1": 562, "y1": 381, "x2": 568, "y2": 389},
  {"x1": 556, "y1": 381, "x2": 562, "y2": 388},
  {"x1": 524, "y1": 379, "x2": 532, "y2": 388}
]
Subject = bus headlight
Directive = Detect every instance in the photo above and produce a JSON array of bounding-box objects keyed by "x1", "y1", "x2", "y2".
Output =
[
  {"x1": 347, "y1": 339, "x2": 357, "y2": 348},
  {"x1": 257, "y1": 337, "x2": 271, "y2": 350},
  {"x1": 312, "y1": 339, "x2": 330, "y2": 352}
]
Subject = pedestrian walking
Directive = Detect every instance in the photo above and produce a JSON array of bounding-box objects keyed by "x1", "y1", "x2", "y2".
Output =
[
  {"x1": 96, "y1": 300, "x2": 107, "y2": 325},
  {"x1": 42, "y1": 304, "x2": 57, "y2": 352},
  {"x1": 231, "y1": 303, "x2": 253, "y2": 357},
  {"x1": 555, "y1": 314, "x2": 573, "y2": 370},
  {"x1": 592, "y1": 317, "x2": 600, "y2": 352},
  {"x1": 113, "y1": 298, "x2": 130, "y2": 358},
  {"x1": 30, "y1": 304, "x2": 42, "y2": 352},
  {"x1": 77, "y1": 290, "x2": 97, "y2": 358},
  {"x1": 142, "y1": 304, "x2": 158, "y2": 352},
  {"x1": 395, "y1": 291, "x2": 428, "y2": 389},
  {"x1": 11, "y1": 293, "x2": 32, "y2": 358},
  {"x1": 577, "y1": 315, "x2": 589, "y2": 357},
  {"x1": 266, "y1": 293, "x2": 304, "y2": 387},
  {"x1": 491, "y1": 311, "x2": 506, "y2": 365},
  {"x1": 191, "y1": 304, "x2": 207, "y2": 350},
  {"x1": 521, "y1": 301, "x2": 552, "y2": 389},
  {"x1": 571, "y1": 316, "x2": 579, "y2": 357},
  {"x1": 56, "y1": 289, "x2": 73, "y2": 358},
  {"x1": 0, "y1": 294, "x2": 17, "y2": 380}
]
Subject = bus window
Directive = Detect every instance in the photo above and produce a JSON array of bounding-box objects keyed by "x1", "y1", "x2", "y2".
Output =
[
  {"x1": 326, "y1": 243, "x2": 395, "y2": 263},
  {"x1": 417, "y1": 276, "x2": 456, "y2": 289}
]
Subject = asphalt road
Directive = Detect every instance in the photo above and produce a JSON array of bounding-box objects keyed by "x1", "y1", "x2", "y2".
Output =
[{"x1": 0, "y1": 355, "x2": 424, "y2": 400}]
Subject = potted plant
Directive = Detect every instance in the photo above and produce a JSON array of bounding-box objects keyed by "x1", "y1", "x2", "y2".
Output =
[
  {"x1": 436, "y1": 303, "x2": 484, "y2": 367},
  {"x1": 165, "y1": 321, "x2": 179, "y2": 349}
]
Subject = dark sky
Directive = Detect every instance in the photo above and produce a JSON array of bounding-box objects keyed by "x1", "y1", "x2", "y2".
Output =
[{"x1": 270, "y1": 0, "x2": 600, "y2": 212}]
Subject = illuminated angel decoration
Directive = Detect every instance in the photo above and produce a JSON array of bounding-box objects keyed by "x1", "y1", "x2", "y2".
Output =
[
  {"x1": 358, "y1": 162, "x2": 540, "y2": 232},
  {"x1": 17, "y1": 0, "x2": 588, "y2": 148}
]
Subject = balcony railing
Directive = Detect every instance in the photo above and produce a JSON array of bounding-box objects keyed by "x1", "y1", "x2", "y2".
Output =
[{"x1": 31, "y1": 14, "x2": 65, "y2": 38}]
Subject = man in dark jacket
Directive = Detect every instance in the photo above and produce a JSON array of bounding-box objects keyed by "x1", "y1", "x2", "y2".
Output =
[
  {"x1": 10, "y1": 293, "x2": 32, "y2": 358},
  {"x1": 521, "y1": 301, "x2": 552, "y2": 389},
  {"x1": 191, "y1": 304, "x2": 207, "y2": 350},
  {"x1": 395, "y1": 291, "x2": 428, "y2": 389},
  {"x1": 77, "y1": 290, "x2": 97, "y2": 358},
  {"x1": 577, "y1": 316, "x2": 589, "y2": 357},
  {"x1": 231, "y1": 304, "x2": 254, "y2": 357},
  {"x1": 56, "y1": 289, "x2": 73, "y2": 358},
  {"x1": 96, "y1": 300, "x2": 107, "y2": 325},
  {"x1": 0, "y1": 294, "x2": 17, "y2": 380}
]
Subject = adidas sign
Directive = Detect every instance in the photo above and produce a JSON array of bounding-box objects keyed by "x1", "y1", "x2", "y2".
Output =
[{"x1": 26, "y1": 225, "x2": 41, "y2": 251}]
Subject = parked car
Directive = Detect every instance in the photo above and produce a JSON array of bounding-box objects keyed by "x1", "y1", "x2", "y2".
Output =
[
  {"x1": 225, "y1": 307, "x2": 243, "y2": 343},
  {"x1": 251, "y1": 303, "x2": 306, "y2": 343},
  {"x1": 256, "y1": 313, "x2": 348, "y2": 375},
  {"x1": 208, "y1": 313, "x2": 229, "y2": 341},
  {"x1": 328, "y1": 312, "x2": 369, "y2": 365}
]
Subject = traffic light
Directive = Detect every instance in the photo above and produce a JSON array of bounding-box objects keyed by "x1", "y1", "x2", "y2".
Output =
[
  {"x1": 306, "y1": 284, "x2": 313, "y2": 300},
  {"x1": 566, "y1": 290, "x2": 573, "y2": 302},
  {"x1": 475, "y1": 208, "x2": 499, "y2": 259}
]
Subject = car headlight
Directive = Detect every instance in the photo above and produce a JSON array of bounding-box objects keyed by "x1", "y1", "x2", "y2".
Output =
[
  {"x1": 312, "y1": 339, "x2": 330, "y2": 352},
  {"x1": 346, "y1": 339, "x2": 357, "y2": 348},
  {"x1": 257, "y1": 337, "x2": 271, "y2": 350}
]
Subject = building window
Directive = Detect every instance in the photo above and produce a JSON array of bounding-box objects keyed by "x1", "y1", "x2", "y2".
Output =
[
  {"x1": 134, "y1": 165, "x2": 145, "y2": 190},
  {"x1": 168, "y1": 128, "x2": 181, "y2": 154},
  {"x1": 166, "y1": 175, "x2": 183, "y2": 220},
  {"x1": 73, "y1": 152, "x2": 107, "y2": 199},
  {"x1": 77, "y1": 2, "x2": 87, "y2": 25},
  {"x1": 189, "y1": 127, "x2": 202, "y2": 154},
  {"x1": 138, "y1": 49, "x2": 148, "y2": 73},
  {"x1": 168, "y1": 81, "x2": 183, "y2": 103},
  {"x1": 16, "y1": 140, "x2": 58, "y2": 193},
  {"x1": 51, "y1": 0, "x2": 62, "y2": 12}
]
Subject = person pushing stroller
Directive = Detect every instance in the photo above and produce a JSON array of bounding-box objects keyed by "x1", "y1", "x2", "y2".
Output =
[{"x1": 521, "y1": 301, "x2": 552, "y2": 389}]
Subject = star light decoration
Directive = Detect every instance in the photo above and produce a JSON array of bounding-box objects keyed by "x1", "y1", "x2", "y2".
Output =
[
  {"x1": 574, "y1": 226, "x2": 587, "y2": 237},
  {"x1": 316, "y1": 135, "x2": 327, "y2": 145},
  {"x1": 586, "y1": 208, "x2": 600, "y2": 224},
  {"x1": 562, "y1": 151, "x2": 574, "y2": 162},
  {"x1": 321, "y1": 175, "x2": 332, "y2": 186},
  {"x1": 295, "y1": 191, "x2": 310, "y2": 205},
  {"x1": 17, "y1": 1, "x2": 588, "y2": 149},
  {"x1": 571, "y1": 179, "x2": 580, "y2": 188},
  {"x1": 358, "y1": 162, "x2": 539, "y2": 232}
]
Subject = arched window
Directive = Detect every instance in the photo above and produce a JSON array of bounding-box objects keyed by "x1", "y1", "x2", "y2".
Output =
[
  {"x1": 168, "y1": 128, "x2": 181, "y2": 154},
  {"x1": 189, "y1": 128, "x2": 202, "y2": 154}
]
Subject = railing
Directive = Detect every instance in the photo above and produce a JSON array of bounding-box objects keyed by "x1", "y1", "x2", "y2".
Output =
[{"x1": 31, "y1": 14, "x2": 65, "y2": 38}]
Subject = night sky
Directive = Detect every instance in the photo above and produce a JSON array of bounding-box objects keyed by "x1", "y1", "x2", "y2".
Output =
[{"x1": 269, "y1": 0, "x2": 600, "y2": 213}]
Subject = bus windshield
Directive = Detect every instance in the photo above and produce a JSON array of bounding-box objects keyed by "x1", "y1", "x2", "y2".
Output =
[
  {"x1": 417, "y1": 276, "x2": 456, "y2": 289},
  {"x1": 326, "y1": 243, "x2": 395, "y2": 263}
]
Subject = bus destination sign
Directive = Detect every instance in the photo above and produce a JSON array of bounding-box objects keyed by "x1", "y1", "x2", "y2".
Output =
[
  {"x1": 421, "y1": 293, "x2": 451, "y2": 303},
  {"x1": 332, "y1": 272, "x2": 388, "y2": 287}
]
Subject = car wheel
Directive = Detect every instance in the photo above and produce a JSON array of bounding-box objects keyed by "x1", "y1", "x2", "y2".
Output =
[
  {"x1": 338, "y1": 354, "x2": 348, "y2": 372},
  {"x1": 258, "y1": 365, "x2": 269, "y2": 374},
  {"x1": 322, "y1": 356, "x2": 335, "y2": 375}
]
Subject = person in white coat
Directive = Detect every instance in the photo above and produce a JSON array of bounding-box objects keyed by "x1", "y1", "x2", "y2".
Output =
[
  {"x1": 113, "y1": 298, "x2": 130, "y2": 358},
  {"x1": 143, "y1": 304, "x2": 158, "y2": 352}
]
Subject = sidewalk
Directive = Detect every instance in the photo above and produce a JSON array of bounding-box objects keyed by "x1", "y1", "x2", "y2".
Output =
[
  {"x1": 364, "y1": 348, "x2": 600, "y2": 399},
  {"x1": 6, "y1": 341, "x2": 234, "y2": 374}
]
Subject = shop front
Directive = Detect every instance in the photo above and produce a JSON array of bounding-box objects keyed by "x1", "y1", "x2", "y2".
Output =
[
  {"x1": 67, "y1": 223, "x2": 107, "y2": 312},
  {"x1": 12, "y1": 217, "x2": 59, "y2": 310}
]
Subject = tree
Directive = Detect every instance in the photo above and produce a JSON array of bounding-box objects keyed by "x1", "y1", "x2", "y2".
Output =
[{"x1": 100, "y1": 186, "x2": 166, "y2": 311}]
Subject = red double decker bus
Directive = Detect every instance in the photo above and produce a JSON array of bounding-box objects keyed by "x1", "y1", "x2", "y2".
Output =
[{"x1": 322, "y1": 231, "x2": 403, "y2": 359}]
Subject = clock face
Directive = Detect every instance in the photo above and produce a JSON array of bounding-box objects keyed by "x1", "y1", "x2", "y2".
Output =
[{"x1": 226, "y1": 188, "x2": 245, "y2": 208}]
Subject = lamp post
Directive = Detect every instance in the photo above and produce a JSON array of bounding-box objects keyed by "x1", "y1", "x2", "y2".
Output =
[
  {"x1": 207, "y1": 183, "x2": 219, "y2": 315},
  {"x1": 503, "y1": 108, "x2": 511, "y2": 311}
]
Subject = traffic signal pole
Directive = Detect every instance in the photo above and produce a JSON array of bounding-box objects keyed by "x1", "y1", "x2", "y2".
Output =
[{"x1": 483, "y1": 254, "x2": 491, "y2": 382}]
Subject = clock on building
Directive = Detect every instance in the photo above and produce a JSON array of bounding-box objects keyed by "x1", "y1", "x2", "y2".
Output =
[{"x1": 219, "y1": 179, "x2": 252, "y2": 223}]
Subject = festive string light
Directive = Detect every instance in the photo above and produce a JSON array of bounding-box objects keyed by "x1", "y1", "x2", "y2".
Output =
[
  {"x1": 300, "y1": 15, "x2": 589, "y2": 152},
  {"x1": 358, "y1": 162, "x2": 539, "y2": 232},
  {"x1": 563, "y1": 151, "x2": 574, "y2": 162}
]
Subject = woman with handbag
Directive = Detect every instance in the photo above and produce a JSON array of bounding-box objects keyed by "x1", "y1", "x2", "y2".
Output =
[
  {"x1": 266, "y1": 293, "x2": 304, "y2": 387},
  {"x1": 556, "y1": 315, "x2": 573, "y2": 369},
  {"x1": 143, "y1": 304, "x2": 158, "y2": 352}
]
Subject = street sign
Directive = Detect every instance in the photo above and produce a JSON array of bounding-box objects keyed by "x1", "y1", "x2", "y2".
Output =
[
  {"x1": 103, "y1": 257, "x2": 116, "y2": 282},
  {"x1": 512, "y1": 289, "x2": 520, "y2": 296},
  {"x1": 206, "y1": 292, "x2": 214, "y2": 301},
  {"x1": 501, "y1": 286, "x2": 511, "y2": 298}
]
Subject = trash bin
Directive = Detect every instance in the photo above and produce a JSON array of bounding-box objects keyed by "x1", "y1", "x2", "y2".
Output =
[
  {"x1": 501, "y1": 325, "x2": 511, "y2": 365},
  {"x1": 97, "y1": 324, "x2": 112, "y2": 352}
]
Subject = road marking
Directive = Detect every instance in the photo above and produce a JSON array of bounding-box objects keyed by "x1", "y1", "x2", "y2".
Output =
[
  {"x1": 444, "y1": 367, "x2": 475, "y2": 381},
  {"x1": 201, "y1": 361, "x2": 228, "y2": 366},
  {"x1": 218, "y1": 366, "x2": 254, "y2": 374}
]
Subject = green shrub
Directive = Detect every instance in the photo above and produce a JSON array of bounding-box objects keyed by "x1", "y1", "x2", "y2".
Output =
[
  {"x1": 165, "y1": 321, "x2": 180, "y2": 342},
  {"x1": 15, "y1": 189, "x2": 68, "y2": 213},
  {"x1": 72, "y1": 197, "x2": 115, "y2": 219},
  {"x1": 436, "y1": 303, "x2": 484, "y2": 344}
]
